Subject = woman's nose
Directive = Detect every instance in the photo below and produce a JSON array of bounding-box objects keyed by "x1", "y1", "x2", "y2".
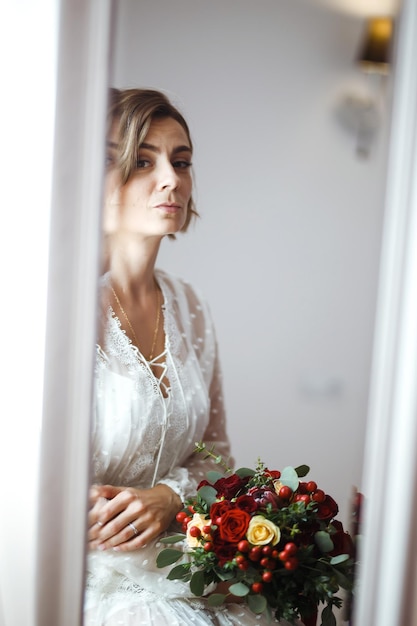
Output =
[{"x1": 156, "y1": 159, "x2": 180, "y2": 190}]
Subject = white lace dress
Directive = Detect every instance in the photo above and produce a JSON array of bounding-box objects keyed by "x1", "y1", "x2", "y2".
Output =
[{"x1": 84, "y1": 270, "x2": 291, "y2": 626}]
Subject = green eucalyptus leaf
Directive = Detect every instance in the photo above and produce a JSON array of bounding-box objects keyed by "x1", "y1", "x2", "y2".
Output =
[
  {"x1": 247, "y1": 593, "x2": 267, "y2": 614},
  {"x1": 314, "y1": 531, "x2": 334, "y2": 553},
  {"x1": 156, "y1": 549, "x2": 184, "y2": 568},
  {"x1": 321, "y1": 604, "x2": 337, "y2": 626},
  {"x1": 206, "y1": 470, "x2": 224, "y2": 483},
  {"x1": 334, "y1": 569, "x2": 353, "y2": 590},
  {"x1": 280, "y1": 466, "x2": 299, "y2": 491},
  {"x1": 190, "y1": 570, "x2": 205, "y2": 596},
  {"x1": 214, "y1": 570, "x2": 235, "y2": 581},
  {"x1": 159, "y1": 534, "x2": 186, "y2": 544},
  {"x1": 197, "y1": 485, "x2": 218, "y2": 506},
  {"x1": 166, "y1": 563, "x2": 191, "y2": 580},
  {"x1": 235, "y1": 467, "x2": 256, "y2": 478},
  {"x1": 330, "y1": 554, "x2": 349, "y2": 566},
  {"x1": 207, "y1": 593, "x2": 227, "y2": 607},
  {"x1": 294, "y1": 464, "x2": 310, "y2": 477},
  {"x1": 229, "y1": 582, "x2": 250, "y2": 597}
]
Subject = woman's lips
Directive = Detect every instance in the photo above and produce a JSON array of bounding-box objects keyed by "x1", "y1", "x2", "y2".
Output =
[{"x1": 155, "y1": 203, "x2": 182, "y2": 213}]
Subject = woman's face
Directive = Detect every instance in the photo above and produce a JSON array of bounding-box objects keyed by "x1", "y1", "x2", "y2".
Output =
[{"x1": 103, "y1": 116, "x2": 193, "y2": 239}]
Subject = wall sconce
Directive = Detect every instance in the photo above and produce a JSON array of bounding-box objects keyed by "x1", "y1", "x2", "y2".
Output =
[
  {"x1": 357, "y1": 17, "x2": 393, "y2": 74},
  {"x1": 337, "y1": 16, "x2": 394, "y2": 158}
]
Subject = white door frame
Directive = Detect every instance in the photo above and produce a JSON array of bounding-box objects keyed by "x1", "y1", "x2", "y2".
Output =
[{"x1": 35, "y1": 1, "x2": 113, "y2": 624}]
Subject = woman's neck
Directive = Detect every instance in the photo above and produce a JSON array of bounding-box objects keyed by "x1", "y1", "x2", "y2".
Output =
[{"x1": 106, "y1": 234, "x2": 162, "y2": 299}]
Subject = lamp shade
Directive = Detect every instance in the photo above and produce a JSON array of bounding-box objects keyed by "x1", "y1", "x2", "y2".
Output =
[{"x1": 357, "y1": 17, "x2": 394, "y2": 73}]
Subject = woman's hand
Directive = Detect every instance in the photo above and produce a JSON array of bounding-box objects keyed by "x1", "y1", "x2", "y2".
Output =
[{"x1": 88, "y1": 483, "x2": 182, "y2": 551}]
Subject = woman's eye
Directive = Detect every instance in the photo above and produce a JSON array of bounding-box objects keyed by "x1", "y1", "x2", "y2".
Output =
[
  {"x1": 173, "y1": 160, "x2": 192, "y2": 169},
  {"x1": 136, "y1": 159, "x2": 151, "y2": 168}
]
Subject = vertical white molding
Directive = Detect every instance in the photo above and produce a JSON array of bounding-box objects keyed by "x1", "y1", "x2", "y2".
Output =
[
  {"x1": 354, "y1": 1, "x2": 417, "y2": 624},
  {"x1": 35, "y1": 1, "x2": 113, "y2": 625}
]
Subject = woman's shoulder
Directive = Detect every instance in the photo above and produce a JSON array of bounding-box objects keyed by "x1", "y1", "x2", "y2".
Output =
[
  {"x1": 155, "y1": 268, "x2": 205, "y2": 306},
  {"x1": 156, "y1": 268, "x2": 215, "y2": 335}
]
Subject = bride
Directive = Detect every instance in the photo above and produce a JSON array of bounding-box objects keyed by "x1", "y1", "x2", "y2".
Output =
[{"x1": 84, "y1": 87, "x2": 295, "y2": 625}]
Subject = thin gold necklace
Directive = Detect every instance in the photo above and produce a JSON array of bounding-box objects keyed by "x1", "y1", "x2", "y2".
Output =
[{"x1": 110, "y1": 284, "x2": 162, "y2": 361}]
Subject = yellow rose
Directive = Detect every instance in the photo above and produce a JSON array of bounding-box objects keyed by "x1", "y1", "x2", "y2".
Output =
[
  {"x1": 186, "y1": 513, "x2": 211, "y2": 547},
  {"x1": 246, "y1": 515, "x2": 281, "y2": 546},
  {"x1": 273, "y1": 480, "x2": 283, "y2": 495}
]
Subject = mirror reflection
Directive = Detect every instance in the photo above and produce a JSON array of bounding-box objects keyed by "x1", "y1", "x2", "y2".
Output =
[{"x1": 85, "y1": 1, "x2": 398, "y2": 624}]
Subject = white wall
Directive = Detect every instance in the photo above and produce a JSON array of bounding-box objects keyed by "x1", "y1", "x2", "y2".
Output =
[{"x1": 112, "y1": 0, "x2": 391, "y2": 527}]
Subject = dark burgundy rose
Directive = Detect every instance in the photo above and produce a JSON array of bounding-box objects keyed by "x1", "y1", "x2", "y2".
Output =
[
  {"x1": 218, "y1": 508, "x2": 251, "y2": 543},
  {"x1": 316, "y1": 495, "x2": 339, "y2": 521},
  {"x1": 247, "y1": 486, "x2": 280, "y2": 510},
  {"x1": 235, "y1": 495, "x2": 259, "y2": 514},
  {"x1": 329, "y1": 520, "x2": 355, "y2": 557},
  {"x1": 214, "y1": 474, "x2": 246, "y2": 498},
  {"x1": 211, "y1": 530, "x2": 238, "y2": 566},
  {"x1": 210, "y1": 499, "x2": 234, "y2": 521}
]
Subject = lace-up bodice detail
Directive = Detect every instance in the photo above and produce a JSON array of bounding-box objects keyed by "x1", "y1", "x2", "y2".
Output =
[{"x1": 91, "y1": 269, "x2": 230, "y2": 501}]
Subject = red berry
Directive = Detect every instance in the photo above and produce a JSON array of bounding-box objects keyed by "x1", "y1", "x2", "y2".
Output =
[
  {"x1": 235, "y1": 555, "x2": 246, "y2": 565},
  {"x1": 214, "y1": 516, "x2": 222, "y2": 526},
  {"x1": 188, "y1": 505, "x2": 196, "y2": 514},
  {"x1": 203, "y1": 525, "x2": 212, "y2": 535},
  {"x1": 271, "y1": 549, "x2": 280, "y2": 560},
  {"x1": 278, "y1": 486, "x2": 292, "y2": 500},
  {"x1": 312, "y1": 489, "x2": 326, "y2": 503},
  {"x1": 183, "y1": 516, "x2": 192, "y2": 525},
  {"x1": 203, "y1": 542, "x2": 213, "y2": 552},
  {"x1": 251, "y1": 582, "x2": 263, "y2": 593},
  {"x1": 299, "y1": 494, "x2": 311, "y2": 505},
  {"x1": 284, "y1": 557, "x2": 299, "y2": 571},
  {"x1": 262, "y1": 570, "x2": 273, "y2": 583},
  {"x1": 188, "y1": 526, "x2": 201, "y2": 538},
  {"x1": 238, "y1": 560, "x2": 250, "y2": 570},
  {"x1": 306, "y1": 481, "x2": 317, "y2": 493},
  {"x1": 262, "y1": 545, "x2": 272, "y2": 556},
  {"x1": 176, "y1": 511, "x2": 187, "y2": 523},
  {"x1": 284, "y1": 542, "x2": 298, "y2": 556},
  {"x1": 278, "y1": 551, "x2": 288, "y2": 561},
  {"x1": 238, "y1": 540, "x2": 250, "y2": 553},
  {"x1": 249, "y1": 546, "x2": 262, "y2": 561}
]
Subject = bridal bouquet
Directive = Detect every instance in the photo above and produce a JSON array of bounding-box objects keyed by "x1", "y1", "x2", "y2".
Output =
[{"x1": 157, "y1": 444, "x2": 355, "y2": 626}]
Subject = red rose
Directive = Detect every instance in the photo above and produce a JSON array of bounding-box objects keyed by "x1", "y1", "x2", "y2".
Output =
[
  {"x1": 218, "y1": 508, "x2": 251, "y2": 543},
  {"x1": 235, "y1": 495, "x2": 259, "y2": 514},
  {"x1": 265, "y1": 469, "x2": 281, "y2": 479},
  {"x1": 214, "y1": 474, "x2": 246, "y2": 498},
  {"x1": 210, "y1": 500, "x2": 234, "y2": 521},
  {"x1": 316, "y1": 495, "x2": 339, "y2": 521},
  {"x1": 329, "y1": 520, "x2": 355, "y2": 557},
  {"x1": 197, "y1": 479, "x2": 211, "y2": 490}
]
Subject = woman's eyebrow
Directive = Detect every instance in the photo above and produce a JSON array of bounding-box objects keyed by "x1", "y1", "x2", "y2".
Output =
[
  {"x1": 140, "y1": 142, "x2": 192, "y2": 154},
  {"x1": 106, "y1": 141, "x2": 118, "y2": 149}
]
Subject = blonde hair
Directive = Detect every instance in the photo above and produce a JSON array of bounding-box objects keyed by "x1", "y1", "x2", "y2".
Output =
[{"x1": 107, "y1": 88, "x2": 198, "y2": 235}]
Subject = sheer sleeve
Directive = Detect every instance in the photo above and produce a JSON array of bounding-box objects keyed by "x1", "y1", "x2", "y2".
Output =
[
  {"x1": 158, "y1": 349, "x2": 234, "y2": 502},
  {"x1": 156, "y1": 275, "x2": 234, "y2": 503}
]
